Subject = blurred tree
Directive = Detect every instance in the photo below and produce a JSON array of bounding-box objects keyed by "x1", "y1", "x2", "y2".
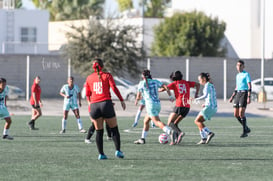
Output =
[
  {"x1": 62, "y1": 19, "x2": 145, "y2": 77},
  {"x1": 116, "y1": 0, "x2": 133, "y2": 12},
  {"x1": 15, "y1": 0, "x2": 22, "y2": 8},
  {"x1": 32, "y1": 0, "x2": 105, "y2": 21},
  {"x1": 144, "y1": 0, "x2": 166, "y2": 18},
  {"x1": 152, "y1": 11, "x2": 226, "y2": 57}
]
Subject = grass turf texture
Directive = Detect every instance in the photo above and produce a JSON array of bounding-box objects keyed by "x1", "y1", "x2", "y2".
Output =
[{"x1": 1, "y1": 115, "x2": 273, "y2": 181}]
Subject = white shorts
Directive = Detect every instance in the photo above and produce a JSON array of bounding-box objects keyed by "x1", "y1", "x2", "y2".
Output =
[{"x1": 0, "y1": 107, "x2": 10, "y2": 120}]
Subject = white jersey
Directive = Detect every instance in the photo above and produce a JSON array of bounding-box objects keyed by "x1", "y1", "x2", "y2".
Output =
[
  {"x1": 60, "y1": 84, "x2": 80, "y2": 105},
  {"x1": 0, "y1": 86, "x2": 8, "y2": 109},
  {"x1": 196, "y1": 82, "x2": 217, "y2": 109}
]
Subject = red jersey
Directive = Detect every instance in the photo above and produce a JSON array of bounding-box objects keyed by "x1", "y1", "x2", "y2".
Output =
[
  {"x1": 168, "y1": 80, "x2": 195, "y2": 108},
  {"x1": 85, "y1": 72, "x2": 124, "y2": 103},
  {"x1": 30, "y1": 81, "x2": 41, "y2": 105}
]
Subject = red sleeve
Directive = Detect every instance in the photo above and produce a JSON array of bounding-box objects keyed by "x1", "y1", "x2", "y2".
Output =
[
  {"x1": 108, "y1": 74, "x2": 124, "y2": 102},
  {"x1": 85, "y1": 77, "x2": 91, "y2": 97},
  {"x1": 167, "y1": 82, "x2": 175, "y2": 90},
  {"x1": 188, "y1": 81, "x2": 196, "y2": 88}
]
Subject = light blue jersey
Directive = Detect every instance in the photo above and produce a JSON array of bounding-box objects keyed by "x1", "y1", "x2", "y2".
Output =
[
  {"x1": 196, "y1": 82, "x2": 217, "y2": 109},
  {"x1": 137, "y1": 79, "x2": 163, "y2": 116},
  {"x1": 0, "y1": 86, "x2": 10, "y2": 119},
  {"x1": 0, "y1": 86, "x2": 8, "y2": 109},
  {"x1": 60, "y1": 84, "x2": 80, "y2": 110},
  {"x1": 236, "y1": 70, "x2": 251, "y2": 91}
]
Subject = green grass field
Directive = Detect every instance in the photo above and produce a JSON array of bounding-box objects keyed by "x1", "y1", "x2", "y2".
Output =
[{"x1": 1, "y1": 115, "x2": 273, "y2": 181}]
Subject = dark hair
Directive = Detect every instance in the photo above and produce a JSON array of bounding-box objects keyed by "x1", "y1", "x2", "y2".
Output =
[
  {"x1": 199, "y1": 72, "x2": 211, "y2": 82},
  {"x1": 0, "y1": 78, "x2": 6, "y2": 83},
  {"x1": 237, "y1": 59, "x2": 245, "y2": 65},
  {"x1": 170, "y1": 71, "x2": 183, "y2": 81},
  {"x1": 93, "y1": 58, "x2": 104, "y2": 81},
  {"x1": 142, "y1": 69, "x2": 152, "y2": 89}
]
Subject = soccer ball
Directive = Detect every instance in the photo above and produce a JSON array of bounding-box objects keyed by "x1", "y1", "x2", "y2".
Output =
[{"x1": 158, "y1": 133, "x2": 169, "y2": 144}]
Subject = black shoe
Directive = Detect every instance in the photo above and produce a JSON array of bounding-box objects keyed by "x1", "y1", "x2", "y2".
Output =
[
  {"x1": 27, "y1": 121, "x2": 34, "y2": 130},
  {"x1": 240, "y1": 132, "x2": 248, "y2": 138},
  {"x1": 206, "y1": 132, "x2": 215, "y2": 144},
  {"x1": 246, "y1": 127, "x2": 251, "y2": 133}
]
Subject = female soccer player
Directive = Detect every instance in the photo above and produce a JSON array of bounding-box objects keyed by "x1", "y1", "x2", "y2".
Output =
[
  {"x1": 59, "y1": 76, "x2": 86, "y2": 134},
  {"x1": 85, "y1": 58, "x2": 126, "y2": 160},
  {"x1": 165, "y1": 71, "x2": 200, "y2": 144},
  {"x1": 194, "y1": 73, "x2": 217, "y2": 144},
  {"x1": 28, "y1": 76, "x2": 42, "y2": 130},
  {"x1": 0, "y1": 78, "x2": 13, "y2": 140},
  {"x1": 134, "y1": 70, "x2": 176, "y2": 145}
]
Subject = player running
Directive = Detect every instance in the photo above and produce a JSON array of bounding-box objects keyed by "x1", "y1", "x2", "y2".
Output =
[
  {"x1": 194, "y1": 73, "x2": 217, "y2": 144},
  {"x1": 134, "y1": 70, "x2": 177, "y2": 145},
  {"x1": 85, "y1": 58, "x2": 126, "y2": 160},
  {"x1": 0, "y1": 78, "x2": 13, "y2": 140},
  {"x1": 163, "y1": 71, "x2": 200, "y2": 144},
  {"x1": 59, "y1": 76, "x2": 86, "y2": 134}
]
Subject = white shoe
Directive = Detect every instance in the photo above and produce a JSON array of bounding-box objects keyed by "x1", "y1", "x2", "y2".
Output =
[
  {"x1": 197, "y1": 139, "x2": 207, "y2": 145},
  {"x1": 134, "y1": 138, "x2": 145, "y2": 144},
  {"x1": 84, "y1": 139, "x2": 92, "y2": 144},
  {"x1": 79, "y1": 129, "x2": 87, "y2": 133},
  {"x1": 59, "y1": 129, "x2": 65, "y2": 134}
]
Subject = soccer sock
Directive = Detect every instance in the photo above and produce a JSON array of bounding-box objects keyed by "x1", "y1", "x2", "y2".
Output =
[
  {"x1": 76, "y1": 118, "x2": 83, "y2": 130},
  {"x1": 141, "y1": 129, "x2": 148, "y2": 139},
  {"x1": 96, "y1": 129, "x2": 104, "y2": 155},
  {"x1": 236, "y1": 117, "x2": 243, "y2": 126},
  {"x1": 3, "y1": 129, "x2": 9, "y2": 135},
  {"x1": 62, "y1": 119, "x2": 67, "y2": 130},
  {"x1": 241, "y1": 117, "x2": 248, "y2": 131},
  {"x1": 163, "y1": 126, "x2": 171, "y2": 135},
  {"x1": 175, "y1": 123, "x2": 182, "y2": 133},
  {"x1": 202, "y1": 127, "x2": 211, "y2": 135},
  {"x1": 111, "y1": 126, "x2": 121, "y2": 151},
  {"x1": 86, "y1": 123, "x2": 95, "y2": 140},
  {"x1": 169, "y1": 122, "x2": 180, "y2": 133},
  {"x1": 200, "y1": 130, "x2": 207, "y2": 139},
  {"x1": 134, "y1": 109, "x2": 142, "y2": 123},
  {"x1": 105, "y1": 123, "x2": 112, "y2": 138}
]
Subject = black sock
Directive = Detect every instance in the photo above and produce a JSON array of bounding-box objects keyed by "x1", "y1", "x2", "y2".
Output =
[
  {"x1": 111, "y1": 126, "x2": 121, "y2": 151},
  {"x1": 86, "y1": 123, "x2": 95, "y2": 140},
  {"x1": 174, "y1": 123, "x2": 182, "y2": 133},
  {"x1": 105, "y1": 123, "x2": 112, "y2": 138},
  {"x1": 169, "y1": 122, "x2": 180, "y2": 133},
  {"x1": 241, "y1": 117, "x2": 248, "y2": 132},
  {"x1": 96, "y1": 129, "x2": 104, "y2": 155},
  {"x1": 236, "y1": 117, "x2": 243, "y2": 125}
]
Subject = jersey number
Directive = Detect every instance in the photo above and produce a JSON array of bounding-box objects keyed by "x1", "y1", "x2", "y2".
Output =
[
  {"x1": 93, "y1": 82, "x2": 103, "y2": 94},
  {"x1": 178, "y1": 84, "x2": 187, "y2": 94}
]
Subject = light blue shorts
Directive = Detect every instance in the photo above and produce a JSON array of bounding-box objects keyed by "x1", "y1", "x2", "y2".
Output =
[
  {"x1": 199, "y1": 106, "x2": 217, "y2": 121},
  {"x1": 63, "y1": 102, "x2": 79, "y2": 111},
  {"x1": 0, "y1": 107, "x2": 10, "y2": 120},
  {"x1": 146, "y1": 103, "x2": 161, "y2": 117},
  {"x1": 139, "y1": 99, "x2": 145, "y2": 106}
]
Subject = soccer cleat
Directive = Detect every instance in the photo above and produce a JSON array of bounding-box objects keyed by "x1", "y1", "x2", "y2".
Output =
[
  {"x1": 115, "y1": 150, "x2": 124, "y2": 159},
  {"x1": 134, "y1": 138, "x2": 145, "y2": 144},
  {"x1": 246, "y1": 127, "x2": 251, "y2": 133},
  {"x1": 107, "y1": 136, "x2": 112, "y2": 141},
  {"x1": 169, "y1": 130, "x2": 177, "y2": 145},
  {"x1": 206, "y1": 132, "x2": 215, "y2": 144},
  {"x1": 79, "y1": 129, "x2": 87, "y2": 133},
  {"x1": 132, "y1": 122, "x2": 138, "y2": 128},
  {"x1": 98, "y1": 154, "x2": 108, "y2": 160},
  {"x1": 84, "y1": 139, "x2": 92, "y2": 144},
  {"x1": 197, "y1": 139, "x2": 207, "y2": 144},
  {"x1": 2, "y1": 135, "x2": 14, "y2": 140},
  {"x1": 59, "y1": 129, "x2": 66, "y2": 134},
  {"x1": 240, "y1": 132, "x2": 248, "y2": 138},
  {"x1": 176, "y1": 132, "x2": 185, "y2": 144}
]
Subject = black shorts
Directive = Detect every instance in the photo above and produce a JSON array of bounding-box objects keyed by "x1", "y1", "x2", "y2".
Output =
[
  {"x1": 90, "y1": 100, "x2": 116, "y2": 119},
  {"x1": 173, "y1": 107, "x2": 190, "y2": 117},
  {"x1": 32, "y1": 105, "x2": 40, "y2": 109},
  {"x1": 233, "y1": 91, "x2": 248, "y2": 108}
]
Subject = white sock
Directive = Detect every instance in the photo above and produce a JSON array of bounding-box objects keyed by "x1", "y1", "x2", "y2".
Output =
[
  {"x1": 202, "y1": 127, "x2": 211, "y2": 135},
  {"x1": 134, "y1": 110, "x2": 142, "y2": 123},
  {"x1": 3, "y1": 129, "x2": 9, "y2": 135},
  {"x1": 77, "y1": 118, "x2": 83, "y2": 130},
  {"x1": 200, "y1": 130, "x2": 207, "y2": 139},
  {"x1": 141, "y1": 130, "x2": 148, "y2": 139},
  {"x1": 62, "y1": 119, "x2": 67, "y2": 130},
  {"x1": 163, "y1": 126, "x2": 171, "y2": 135}
]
